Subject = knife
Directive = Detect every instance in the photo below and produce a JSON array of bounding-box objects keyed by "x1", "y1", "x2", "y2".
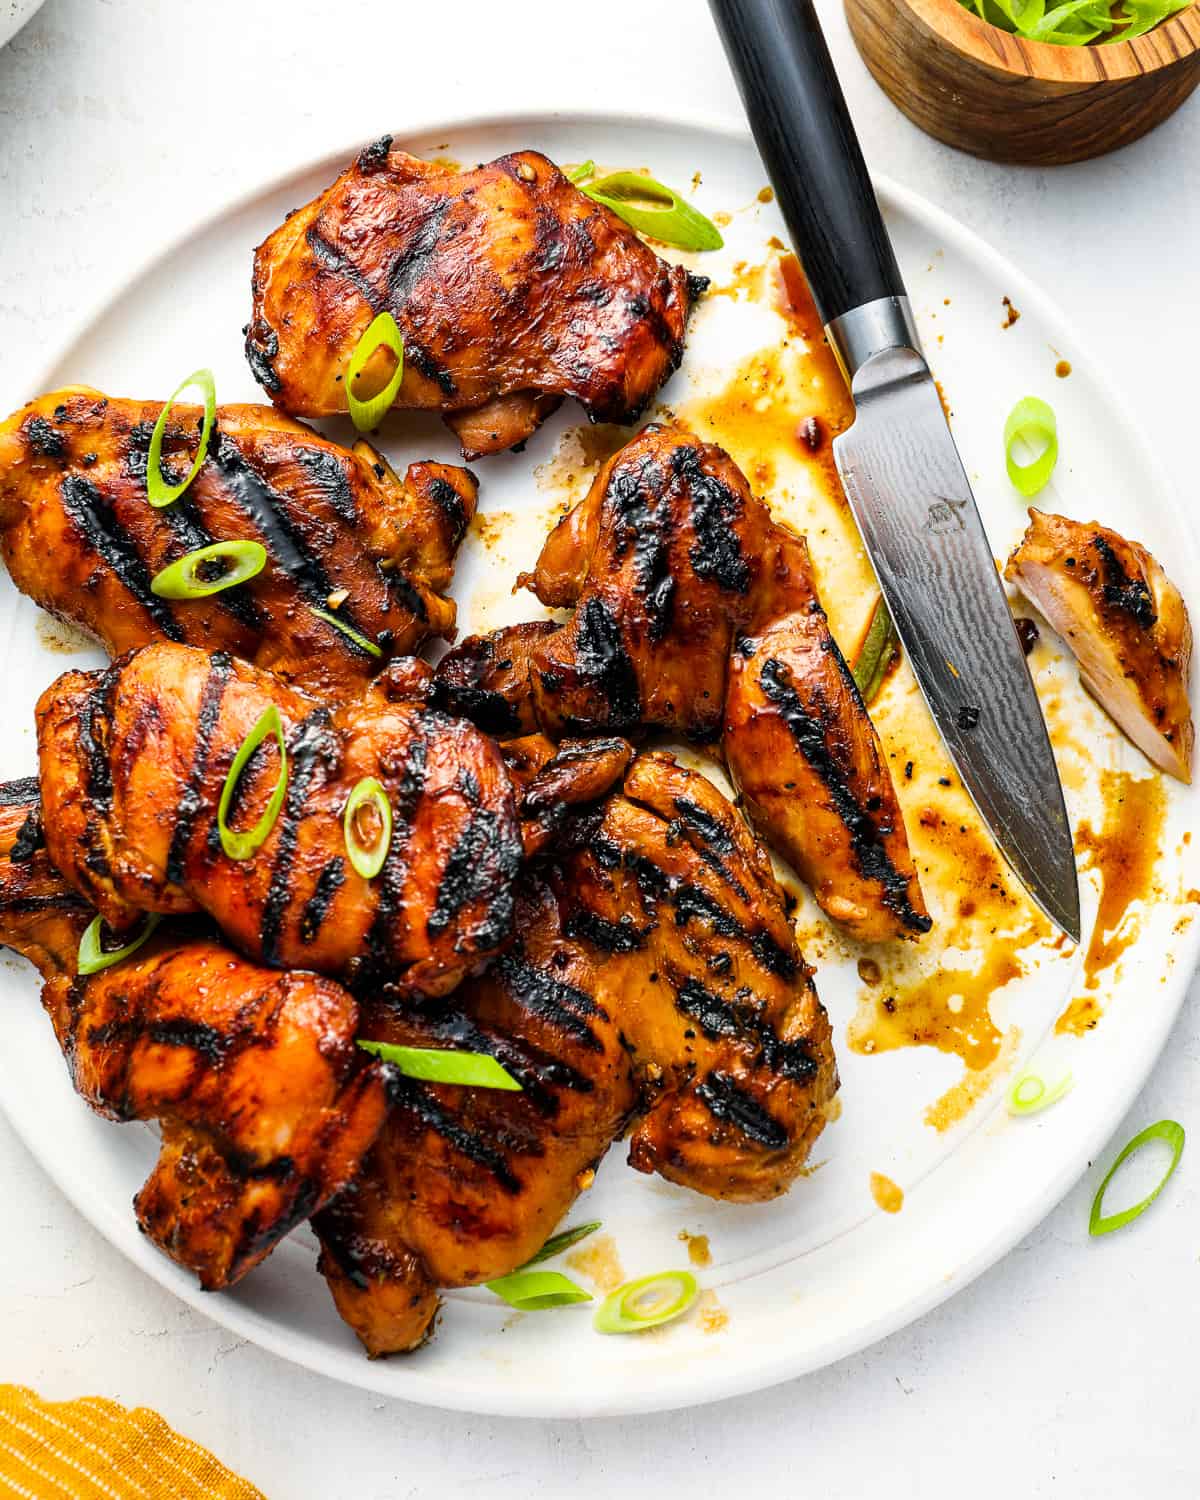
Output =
[{"x1": 708, "y1": 0, "x2": 1080, "y2": 942}]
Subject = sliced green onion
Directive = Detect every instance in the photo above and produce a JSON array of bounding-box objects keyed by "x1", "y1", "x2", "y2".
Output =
[
  {"x1": 356, "y1": 1039, "x2": 522, "y2": 1091},
  {"x1": 77, "y1": 913, "x2": 161, "y2": 977},
  {"x1": 146, "y1": 368, "x2": 217, "y2": 508},
  {"x1": 485, "y1": 1271, "x2": 593, "y2": 1311},
  {"x1": 345, "y1": 311, "x2": 405, "y2": 433},
  {"x1": 217, "y1": 705, "x2": 288, "y2": 861},
  {"x1": 1089, "y1": 1120, "x2": 1185, "y2": 1236},
  {"x1": 150, "y1": 539, "x2": 267, "y2": 600},
  {"x1": 520, "y1": 1221, "x2": 603, "y2": 1268},
  {"x1": 1004, "y1": 396, "x2": 1059, "y2": 498},
  {"x1": 852, "y1": 594, "x2": 899, "y2": 704},
  {"x1": 565, "y1": 159, "x2": 596, "y2": 184},
  {"x1": 343, "y1": 776, "x2": 392, "y2": 879},
  {"x1": 309, "y1": 607, "x2": 382, "y2": 659},
  {"x1": 1007, "y1": 1068, "x2": 1074, "y2": 1116},
  {"x1": 594, "y1": 1270, "x2": 699, "y2": 1334},
  {"x1": 581, "y1": 172, "x2": 723, "y2": 252}
]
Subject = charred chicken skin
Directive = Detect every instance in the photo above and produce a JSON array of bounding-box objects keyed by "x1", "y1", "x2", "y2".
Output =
[
  {"x1": 0, "y1": 389, "x2": 477, "y2": 702},
  {"x1": 1006, "y1": 509, "x2": 1194, "y2": 783},
  {"x1": 0, "y1": 781, "x2": 395, "y2": 1290},
  {"x1": 315, "y1": 746, "x2": 837, "y2": 1356},
  {"x1": 36, "y1": 642, "x2": 521, "y2": 996},
  {"x1": 436, "y1": 423, "x2": 928, "y2": 941},
  {"x1": 245, "y1": 141, "x2": 706, "y2": 458}
]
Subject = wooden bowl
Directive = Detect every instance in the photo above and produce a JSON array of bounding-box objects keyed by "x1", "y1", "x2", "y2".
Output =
[{"x1": 845, "y1": 0, "x2": 1200, "y2": 164}]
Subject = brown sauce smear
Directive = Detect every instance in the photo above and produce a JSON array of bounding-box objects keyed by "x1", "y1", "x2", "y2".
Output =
[
  {"x1": 678, "y1": 1230, "x2": 712, "y2": 1267},
  {"x1": 1057, "y1": 769, "x2": 1165, "y2": 1035},
  {"x1": 566, "y1": 1233, "x2": 625, "y2": 1293}
]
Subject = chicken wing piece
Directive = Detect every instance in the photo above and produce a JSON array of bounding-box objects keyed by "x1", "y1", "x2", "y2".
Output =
[
  {"x1": 436, "y1": 423, "x2": 927, "y2": 940},
  {"x1": 0, "y1": 389, "x2": 477, "y2": 701},
  {"x1": 724, "y1": 528, "x2": 930, "y2": 940},
  {"x1": 36, "y1": 642, "x2": 521, "y2": 996},
  {"x1": 245, "y1": 141, "x2": 705, "y2": 458},
  {"x1": 1005, "y1": 509, "x2": 1194, "y2": 782},
  {"x1": 0, "y1": 782, "x2": 394, "y2": 1290},
  {"x1": 313, "y1": 748, "x2": 835, "y2": 1355}
]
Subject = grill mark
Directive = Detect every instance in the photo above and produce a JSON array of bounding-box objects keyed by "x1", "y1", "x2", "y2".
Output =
[
  {"x1": 695, "y1": 1070, "x2": 789, "y2": 1149},
  {"x1": 166, "y1": 652, "x2": 233, "y2": 885},
  {"x1": 244, "y1": 321, "x2": 282, "y2": 393},
  {"x1": 26, "y1": 416, "x2": 66, "y2": 458},
  {"x1": 78, "y1": 663, "x2": 122, "y2": 808},
  {"x1": 60, "y1": 475, "x2": 184, "y2": 641},
  {"x1": 674, "y1": 977, "x2": 816, "y2": 1081},
  {"x1": 759, "y1": 657, "x2": 931, "y2": 934},
  {"x1": 0, "y1": 779, "x2": 39, "y2": 808},
  {"x1": 0, "y1": 891, "x2": 90, "y2": 915},
  {"x1": 391, "y1": 1074, "x2": 522, "y2": 1193},
  {"x1": 426, "y1": 476, "x2": 469, "y2": 544},
  {"x1": 607, "y1": 455, "x2": 674, "y2": 641},
  {"x1": 296, "y1": 447, "x2": 360, "y2": 527},
  {"x1": 86, "y1": 1015, "x2": 228, "y2": 1068},
  {"x1": 427, "y1": 807, "x2": 521, "y2": 945},
  {"x1": 570, "y1": 596, "x2": 641, "y2": 727},
  {"x1": 234, "y1": 1176, "x2": 321, "y2": 1269},
  {"x1": 208, "y1": 431, "x2": 370, "y2": 647},
  {"x1": 384, "y1": 567, "x2": 428, "y2": 624},
  {"x1": 259, "y1": 711, "x2": 336, "y2": 964},
  {"x1": 9, "y1": 810, "x2": 43, "y2": 863},
  {"x1": 562, "y1": 907, "x2": 647, "y2": 953},
  {"x1": 668, "y1": 796, "x2": 750, "y2": 903},
  {"x1": 299, "y1": 857, "x2": 346, "y2": 944},
  {"x1": 386, "y1": 198, "x2": 451, "y2": 305},
  {"x1": 306, "y1": 224, "x2": 380, "y2": 305},
  {"x1": 669, "y1": 446, "x2": 751, "y2": 594},
  {"x1": 494, "y1": 954, "x2": 604, "y2": 1051},
  {"x1": 1093, "y1": 534, "x2": 1157, "y2": 630},
  {"x1": 364, "y1": 734, "x2": 429, "y2": 969}
]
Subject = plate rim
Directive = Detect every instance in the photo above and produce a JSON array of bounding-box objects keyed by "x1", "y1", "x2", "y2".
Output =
[{"x1": 6, "y1": 104, "x2": 1199, "y2": 1417}]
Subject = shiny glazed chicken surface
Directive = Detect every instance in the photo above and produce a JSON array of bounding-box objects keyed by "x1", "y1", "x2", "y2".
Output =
[
  {"x1": 315, "y1": 747, "x2": 837, "y2": 1356},
  {"x1": 36, "y1": 643, "x2": 521, "y2": 996},
  {"x1": 0, "y1": 782, "x2": 394, "y2": 1290},
  {"x1": 436, "y1": 423, "x2": 928, "y2": 941},
  {"x1": 246, "y1": 142, "x2": 706, "y2": 458},
  {"x1": 0, "y1": 389, "x2": 477, "y2": 702},
  {"x1": 1006, "y1": 509, "x2": 1194, "y2": 783}
]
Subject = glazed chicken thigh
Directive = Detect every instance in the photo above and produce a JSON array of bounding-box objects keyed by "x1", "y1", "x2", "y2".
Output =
[
  {"x1": 246, "y1": 143, "x2": 706, "y2": 457},
  {"x1": 0, "y1": 782, "x2": 394, "y2": 1290},
  {"x1": 436, "y1": 424, "x2": 928, "y2": 941},
  {"x1": 315, "y1": 744, "x2": 837, "y2": 1355},
  {"x1": 0, "y1": 389, "x2": 477, "y2": 702},
  {"x1": 36, "y1": 643, "x2": 521, "y2": 996}
]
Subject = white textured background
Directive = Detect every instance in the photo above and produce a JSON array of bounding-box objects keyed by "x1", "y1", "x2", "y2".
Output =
[{"x1": 2, "y1": 2, "x2": 1199, "y2": 1495}]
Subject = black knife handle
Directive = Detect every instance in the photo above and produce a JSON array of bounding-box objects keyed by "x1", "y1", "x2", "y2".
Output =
[{"x1": 709, "y1": 0, "x2": 907, "y2": 327}]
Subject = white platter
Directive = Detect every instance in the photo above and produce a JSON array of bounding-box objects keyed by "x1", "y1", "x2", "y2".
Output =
[{"x1": 1, "y1": 111, "x2": 1197, "y2": 1417}]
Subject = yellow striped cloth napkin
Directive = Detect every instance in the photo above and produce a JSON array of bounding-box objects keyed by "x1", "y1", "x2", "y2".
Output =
[{"x1": 0, "y1": 1385, "x2": 265, "y2": 1498}]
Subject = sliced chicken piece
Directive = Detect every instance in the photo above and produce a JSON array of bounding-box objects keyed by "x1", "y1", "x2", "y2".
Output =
[{"x1": 1006, "y1": 509, "x2": 1193, "y2": 782}]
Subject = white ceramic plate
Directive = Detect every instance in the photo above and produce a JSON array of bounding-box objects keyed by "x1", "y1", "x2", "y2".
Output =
[{"x1": 2, "y1": 111, "x2": 1197, "y2": 1417}]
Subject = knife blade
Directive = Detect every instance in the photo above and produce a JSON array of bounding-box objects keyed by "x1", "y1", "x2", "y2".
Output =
[{"x1": 709, "y1": 0, "x2": 1080, "y2": 941}]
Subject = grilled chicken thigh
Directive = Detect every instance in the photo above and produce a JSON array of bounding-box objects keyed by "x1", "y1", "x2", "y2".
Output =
[
  {"x1": 1006, "y1": 509, "x2": 1194, "y2": 782},
  {"x1": 0, "y1": 782, "x2": 394, "y2": 1290},
  {"x1": 437, "y1": 424, "x2": 928, "y2": 941},
  {"x1": 246, "y1": 142, "x2": 705, "y2": 458},
  {"x1": 36, "y1": 642, "x2": 521, "y2": 996},
  {"x1": 0, "y1": 389, "x2": 477, "y2": 701},
  {"x1": 316, "y1": 748, "x2": 837, "y2": 1355}
]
